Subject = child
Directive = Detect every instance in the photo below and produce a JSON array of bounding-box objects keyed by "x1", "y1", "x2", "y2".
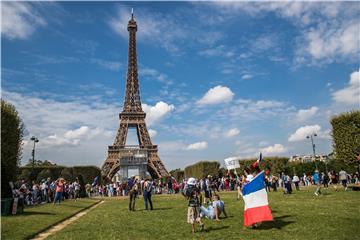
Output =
[
  {"x1": 187, "y1": 188, "x2": 204, "y2": 233},
  {"x1": 183, "y1": 178, "x2": 204, "y2": 233}
]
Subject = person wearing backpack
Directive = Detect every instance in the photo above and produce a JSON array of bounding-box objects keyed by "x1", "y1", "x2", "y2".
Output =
[
  {"x1": 128, "y1": 176, "x2": 138, "y2": 211},
  {"x1": 182, "y1": 178, "x2": 204, "y2": 233},
  {"x1": 143, "y1": 177, "x2": 153, "y2": 210}
]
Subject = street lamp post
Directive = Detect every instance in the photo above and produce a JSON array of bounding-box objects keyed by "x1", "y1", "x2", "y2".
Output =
[
  {"x1": 30, "y1": 136, "x2": 39, "y2": 168},
  {"x1": 306, "y1": 133, "x2": 317, "y2": 169}
]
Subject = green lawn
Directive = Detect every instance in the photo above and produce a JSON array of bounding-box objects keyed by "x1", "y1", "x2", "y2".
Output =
[
  {"x1": 41, "y1": 187, "x2": 360, "y2": 240},
  {"x1": 1, "y1": 198, "x2": 99, "y2": 240},
  {"x1": 2, "y1": 188, "x2": 359, "y2": 240}
]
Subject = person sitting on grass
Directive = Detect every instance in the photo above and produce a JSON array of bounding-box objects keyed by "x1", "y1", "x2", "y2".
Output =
[
  {"x1": 200, "y1": 194, "x2": 228, "y2": 221},
  {"x1": 182, "y1": 178, "x2": 205, "y2": 233}
]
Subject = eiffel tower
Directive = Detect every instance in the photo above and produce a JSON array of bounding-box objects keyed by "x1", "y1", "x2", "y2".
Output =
[{"x1": 101, "y1": 10, "x2": 169, "y2": 180}]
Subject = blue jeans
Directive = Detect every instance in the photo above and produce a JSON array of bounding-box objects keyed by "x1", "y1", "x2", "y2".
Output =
[
  {"x1": 143, "y1": 191, "x2": 153, "y2": 210},
  {"x1": 54, "y1": 192, "x2": 62, "y2": 204},
  {"x1": 200, "y1": 205, "x2": 214, "y2": 219}
]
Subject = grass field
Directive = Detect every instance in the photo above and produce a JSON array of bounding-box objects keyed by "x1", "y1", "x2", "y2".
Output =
[
  {"x1": 2, "y1": 187, "x2": 360, "y2": 240},
  {"x1": 1, "y1": 198, "x2": 99, "y2": 240}
]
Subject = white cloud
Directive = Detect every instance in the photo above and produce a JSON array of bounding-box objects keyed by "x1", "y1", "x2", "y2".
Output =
[
  {"x1": 2, "y1": 2, "x2": 46, "y2": 39},
  {"x1": 241, "y1": 74, "x2": 253, "y2": 80},
  {"x1": 304, "y1": 21, "x2": 359, "y2": 64},
  {"x1": 260, "y1": 144, "x2": 287, "y2": 155},
  {"x1": 2, "y1": 90, "x2": 119, "y2": 165},
  {"x1": 64, "y1": 126, "x2": 90, "y2": 139},
  {"x1": 186, "y1": 141, "x2": 208, "y2": 151},
  {"x1": 296, "y1": 106, "x2": 319, "y2": 122},
  {"x1": 197, "y1": 85, "x2": 234, "y2": 105},
  {"x1": 140, "y1": 67, "x2": 172, "y2": 85},
  {"x1": 198, "y1": 45, "x2": 235, "y2": 58},
  {"x1": 225, "y1": 128, "x2": 240, "y2": 138},
  {"x1": 288, "y1": 125, "x2": 320, "y2": 142},
  {"x1": 332, "y1": 70, "x2": 360, "y2": 105},
  {"x1": 90, "y1": 58, "x2": 121, "y2": 71},
  {"x1": 212, "y1": 2, "x2": 359, "y2": 65},
  {"x1": 148, "y1": 129, "x2": 157, "y2": 138},
  {"x1": 218, "y1": 98, "x2": 292, "y2": 122},
  {"x1": 108, "y1": 6, "x2": 188, "y2": 54},
  {"x1": 142, "y1": 101, "x2": 175, "y2": 126}
]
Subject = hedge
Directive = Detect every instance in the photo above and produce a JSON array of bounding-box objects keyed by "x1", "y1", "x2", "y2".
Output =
[
  {"x1": 184, "y1": 161, "x2": 220, "y2": 179},
  {"x1": 169, "y1": 168, "x2": 184, "y2": 182},
  {"x1": 331, "y1": 111, "x2": 360, "y2": 168},
  {"x1": 18, "y1": 165, "x2": 101, "y2": 184}
]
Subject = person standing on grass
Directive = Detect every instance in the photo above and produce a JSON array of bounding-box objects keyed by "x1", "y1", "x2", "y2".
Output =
[
  {"x1": 182, "y1": 178, "x2": 204, "y2": 233},
  {"x1": 143, "y1": 177, "x2": 153, "y2": 210},
  {"x1": 314, "y1": 170, "x2": 321, "y2": 196},
  {"x1": 330, "y1": 171, "x2": 339, "y2": 191},
  {"x1": 293, "y1": 174, "x2": 300, "y2": 191},
  {"x1": 73, "y1": 179, "x2": 80, "y2": 201},
  {"x1": 322, "y1": 172, "x2": 329, "y2": 189},
  {"x1": 53, "y1": 178, "x2": 64, "y2": 205},
  {"x1": 339, "y1": 168, "x2": 348, "y2": 191},
  {"x1": 128, "y1": 176, "x2": 138, "y2": 211}
]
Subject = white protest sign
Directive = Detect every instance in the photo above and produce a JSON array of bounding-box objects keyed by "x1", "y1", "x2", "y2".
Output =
[{"x1": 224, "y1": 157, "x2": 240, "y2": 170}]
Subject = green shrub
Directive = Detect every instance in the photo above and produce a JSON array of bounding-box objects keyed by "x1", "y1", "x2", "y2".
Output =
[
  {"x1": 169, "y1": 168, "x2": 184, "y2": 182},
  {"x1": 331, "y1": 111, "x2": 360, "y2": 168},
  {"x1": 1, "y1": 100, "x2": 24, "y2": 198},
  {"x1": 184, "y1": 161, "x2": 220, "y2": 179}
]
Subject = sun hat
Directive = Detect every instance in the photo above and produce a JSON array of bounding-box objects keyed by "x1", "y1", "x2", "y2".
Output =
[{"x1": 187, "y1": 177, "x2": 197, "y2": 185}]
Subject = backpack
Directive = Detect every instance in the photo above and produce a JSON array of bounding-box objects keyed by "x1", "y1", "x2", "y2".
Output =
[
  {"x1": 130, "y1": 182, "x2": 138, "y2": 193},
  {"x1": 183, "y1": 184, "x2": 197, "y2": 197}
]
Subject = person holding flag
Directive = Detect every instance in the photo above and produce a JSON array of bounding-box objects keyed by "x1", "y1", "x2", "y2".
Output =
[{"x1": 241, "y1": 153, "x2": 273, "y2": 228}]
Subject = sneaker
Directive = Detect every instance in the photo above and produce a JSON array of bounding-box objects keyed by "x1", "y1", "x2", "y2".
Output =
[{"x1": 314, "y1": 192, "x2": 319, "y2": 196}]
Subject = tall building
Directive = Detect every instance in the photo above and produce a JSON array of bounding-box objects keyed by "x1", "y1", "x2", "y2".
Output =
[{"x1": 101, "y1": 11, "x2": 169, "y2": 180}]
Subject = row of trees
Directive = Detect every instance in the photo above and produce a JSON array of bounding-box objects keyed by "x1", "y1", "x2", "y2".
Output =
[{"x1": 18, "y1": 165, "x2": 101, "y2": 184}]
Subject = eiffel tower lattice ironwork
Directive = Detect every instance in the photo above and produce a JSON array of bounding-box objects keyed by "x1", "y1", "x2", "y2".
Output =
[{"x1": 101, "y1": 11, "x2": 169, "y2": 180}]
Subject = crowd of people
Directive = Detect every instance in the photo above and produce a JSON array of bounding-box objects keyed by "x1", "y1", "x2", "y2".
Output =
[
  {"x1": 11, "y1": 167, "x2": 359, "y2": 207},
  {"x1": 12, "y1": 178, "x2": 82, "y2": 206}
]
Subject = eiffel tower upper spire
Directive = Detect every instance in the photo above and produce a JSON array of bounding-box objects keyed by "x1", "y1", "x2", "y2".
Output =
[{"x1": 123, "y1": 9, "x2": 142, "y2": 113}]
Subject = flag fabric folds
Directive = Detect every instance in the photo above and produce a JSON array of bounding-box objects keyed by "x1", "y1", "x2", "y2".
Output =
[{"x1": 242, "y1": 170, "x2": 273, "y2": 227}]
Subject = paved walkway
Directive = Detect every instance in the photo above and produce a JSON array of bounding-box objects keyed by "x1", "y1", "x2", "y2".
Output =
[{"x1": 31, "y1": 200, "x2": 104, "y2": 240}]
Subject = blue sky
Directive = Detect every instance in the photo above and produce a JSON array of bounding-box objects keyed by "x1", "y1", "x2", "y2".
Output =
[{"x1": 2, "y1": 1, "x2": 359, "y2": 170}]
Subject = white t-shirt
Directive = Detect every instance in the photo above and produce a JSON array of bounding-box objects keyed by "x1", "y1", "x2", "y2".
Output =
[
  {"x1": 246, "y1": 174, "x2": 254, "y2": 182},
  {"x1": 213, "y1": 200, "x2": 224, "y2": 216},
  {"x1": 339, "y1": 170, "x2": 347, "y2": 180}
]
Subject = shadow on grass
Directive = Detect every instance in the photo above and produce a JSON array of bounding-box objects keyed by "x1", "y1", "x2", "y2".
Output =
[
  {"x1": 203, "y1": 225, "x2": 230, "y2": 232},
  {"x1": 21, "y1": 211, "x2": 56, "y2": 216},
  {"x1": 147, "y1": 207, "x2": 173, "y2": 211},
  {"x1": 257, "y1": 215, "x2": 294, "y2": 230}
]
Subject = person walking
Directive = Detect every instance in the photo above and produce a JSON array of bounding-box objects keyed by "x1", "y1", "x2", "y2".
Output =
[
  {"x1": 143, "y1": 178, "x2": 153, "y2": 210},
  {"x1": 339, "y1": 169, "x2": 348, "y2": 191},
  {"x1": 314, "y1": 170, "x2": 321, "y2": 196}
]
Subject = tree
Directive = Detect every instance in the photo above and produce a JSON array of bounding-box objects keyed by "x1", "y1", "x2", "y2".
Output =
[
  {"x1": 184, "y1": 161, "x2": 220, "y2": 179},
  {"x1": 331, "y1": 111, "x2": 360, "y2": 168},
  {"x1": 169, "y1": 168, "x2": 184, "y2": 181},
  {"x1": 36, "y1": 169, "x2": 53, "y2": 182},
  {"x1": 60, "y1": 168, "x2": 74, "y2": 182},
  {"x1": 1, "y1": 100, "x2": 24, "y2": 198}
]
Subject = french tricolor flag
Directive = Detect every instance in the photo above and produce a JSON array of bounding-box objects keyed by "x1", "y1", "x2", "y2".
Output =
[{"x1": 242, "y1": 170, "x2": 273, "y2": 227}]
